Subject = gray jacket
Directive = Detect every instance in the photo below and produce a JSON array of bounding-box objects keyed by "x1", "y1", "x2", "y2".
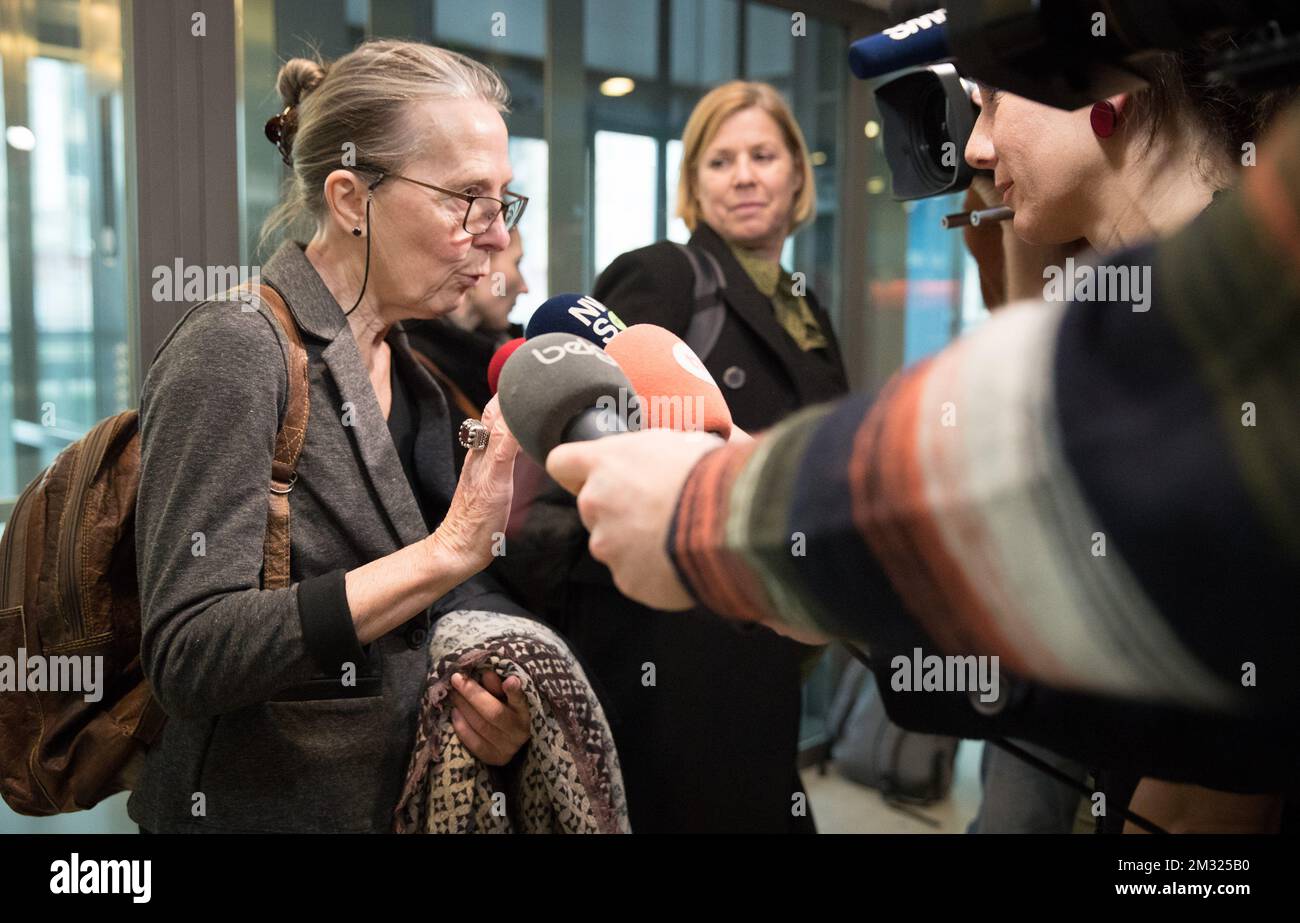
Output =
[{"x1": 129, "y1": 240, "x2": 517, "y2": 832}]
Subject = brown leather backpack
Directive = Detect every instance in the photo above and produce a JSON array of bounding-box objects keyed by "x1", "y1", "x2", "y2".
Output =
[{"x1": 0, "y1": 285, "x2": 309, "y2": 815}]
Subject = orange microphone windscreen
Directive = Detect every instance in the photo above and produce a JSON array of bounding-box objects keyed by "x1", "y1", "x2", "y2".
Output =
[
  {"x1": 488, "y1": 337, "x2": 526, "y2": 395},
  {"x1": 605, "y1": 324, "x2": 732, "y2": 438}
]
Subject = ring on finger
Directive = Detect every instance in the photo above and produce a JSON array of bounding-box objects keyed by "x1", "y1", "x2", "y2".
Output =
[{"x1": 458, "y1": 418, "x2": 491, "y2": 451}]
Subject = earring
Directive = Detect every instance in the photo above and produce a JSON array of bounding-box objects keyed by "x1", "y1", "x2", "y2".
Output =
[
  {"x1": 351, "y1": 227, "x2": 362, "y2": 237},
  {"x1": 1091, "y1": 100, "x2": 1119, "y2": 139}
]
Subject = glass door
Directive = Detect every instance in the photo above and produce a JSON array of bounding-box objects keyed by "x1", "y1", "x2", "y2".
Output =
[{"x1": 0, "y1": 0, "x2": 131, "y2": 528}]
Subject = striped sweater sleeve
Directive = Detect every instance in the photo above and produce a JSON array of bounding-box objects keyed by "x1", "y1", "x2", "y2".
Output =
[{"x1": 669, "y1": 103, "x2": 1300, "y2": 716}]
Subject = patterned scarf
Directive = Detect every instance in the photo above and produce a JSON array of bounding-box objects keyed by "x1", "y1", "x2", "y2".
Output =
[
  {"x1": 728, "y1": 243, "x2": 829, "y2": 352},
  {"x1": 393, "y1": 611, "x2": 630, "y2": 834}
]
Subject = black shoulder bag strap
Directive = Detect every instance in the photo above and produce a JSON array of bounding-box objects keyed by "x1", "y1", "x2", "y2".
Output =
[{"x1": 671, "y1": 242, "x2": 728, "y2": 363}]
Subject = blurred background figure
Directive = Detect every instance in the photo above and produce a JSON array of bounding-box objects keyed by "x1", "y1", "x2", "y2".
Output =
[
  {"x1": 406, "y1": 227, "x2": 529, "y2": 467},
  {"x1": 448, "y1": 225, "x2": 529, "y2": 340}
]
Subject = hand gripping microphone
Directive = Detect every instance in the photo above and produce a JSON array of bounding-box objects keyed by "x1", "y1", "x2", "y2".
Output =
[
  {"x1": 496, "y1": 332, "x2": 641, "y2": 465},
  {"x1": 487, "y1": 337, "x2": 526, "y2": 395},
  {"x1": 524, "y1": 293, "x2": 627, "y2": 347},
  {"x1": 604, "y1": 324, "x2": 733, "y2": 439}
]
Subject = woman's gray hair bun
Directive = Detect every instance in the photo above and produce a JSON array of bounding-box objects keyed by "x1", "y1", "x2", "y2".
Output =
[
  {"x1": 276, "y1": 57, "x2": 328, "y2": 110},
  {"x1": 264, "y1": 57, "x2": 330, "y2": 166}
]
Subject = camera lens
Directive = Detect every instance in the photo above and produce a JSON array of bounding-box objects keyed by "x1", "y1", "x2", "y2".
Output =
[
  {"x1": 912, "y1": 83, "x2": 954, "y2": 184},
  {"x1": 874, "y1": 64, "x2": 978, "y2": 200}
]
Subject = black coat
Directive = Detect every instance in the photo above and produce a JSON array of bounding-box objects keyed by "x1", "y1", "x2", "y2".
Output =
[
  {"x1": 504, "y1": 224, "x2": 850, "y2": 832},
  {"x1": 403, "y1": 318, "x2": 500, "y2": 412},
  {"x1": 594, "y1": 222, "x2": 849, "y2": 433},
  {"x1": 402, "y1": 318, "x2": 502, "y2": 471}
]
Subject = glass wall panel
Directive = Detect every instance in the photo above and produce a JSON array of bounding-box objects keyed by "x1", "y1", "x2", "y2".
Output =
[
  {"x1": 436, "y1": 0, "x2": 545, "y2": 59},
  {"x1": 507, "y1": 135, "x2": 548, "y2": 324},
  {"x1": 1, "y1": 0, "x2": 129, "y2": 519},
  {"x1": 593, "y1": 130, "x2": 657, "y2": 277},
  {"x1": 744, "y1": 2, "x2": 793, "y2": 83},
  {"x1": 664, "y1": 138, "x2": 688, "y2": 244},
  {"x1": 585, "y1": 0, "x2": 660, "y2": 79},
  {"x1": 670, "y1": 0, "x2": 737, "y2": 87}
]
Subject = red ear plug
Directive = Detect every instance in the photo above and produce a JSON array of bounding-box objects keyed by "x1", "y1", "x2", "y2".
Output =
[{"x1": 1091, "y1": 100, "x2": 1119, "y2": 139}]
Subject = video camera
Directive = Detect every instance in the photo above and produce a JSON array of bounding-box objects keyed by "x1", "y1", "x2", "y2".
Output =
[{"x1": 856, "y1": 0, "x2": 1300, "y2": 201}]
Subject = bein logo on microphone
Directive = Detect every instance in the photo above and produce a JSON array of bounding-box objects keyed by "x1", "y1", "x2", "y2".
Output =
[
  {"x1": 883, "y1": 7, "x2": 946, "y2": 41},
  {"x1": 528, "y1": 338, "x2": 619, "y2": 367}
]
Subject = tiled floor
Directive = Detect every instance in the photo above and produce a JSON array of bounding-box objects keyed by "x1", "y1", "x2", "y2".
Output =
[
  {"x1": 4, "y1": 744, "x2": 990, "y2": 835},
  {"x1": 801, "y1": 741, "x2": 985, "y2": 834}
]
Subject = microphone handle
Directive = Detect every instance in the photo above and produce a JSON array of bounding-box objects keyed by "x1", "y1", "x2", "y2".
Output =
[{"x1": 562, "y1": 404, "x2": 635, "y2": 443}]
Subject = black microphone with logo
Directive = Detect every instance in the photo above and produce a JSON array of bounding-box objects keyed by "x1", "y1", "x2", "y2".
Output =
[{"x1": 495, "y1": 331, "x2": 640, "y2": 466}]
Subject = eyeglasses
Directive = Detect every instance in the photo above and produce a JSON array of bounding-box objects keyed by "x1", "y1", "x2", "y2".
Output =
[{"x1": 356, "y1": 164, "x2": 528, "y2": 235}]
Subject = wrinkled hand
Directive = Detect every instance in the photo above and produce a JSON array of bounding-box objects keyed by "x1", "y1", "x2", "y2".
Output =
[
  {"x1": 546, "y1": 429, "x2": 723, "y2": 611},
  {"x1": 429, "y1": 395, "x2": 519, "y2": 575},
  {"x1": 450, "y1": 669, "x2": 530, "y2": 766}
]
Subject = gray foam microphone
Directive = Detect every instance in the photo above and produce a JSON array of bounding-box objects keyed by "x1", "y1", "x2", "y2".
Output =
[{"x1": 496, "y1": 332, "x2": 641, "y2": 464}]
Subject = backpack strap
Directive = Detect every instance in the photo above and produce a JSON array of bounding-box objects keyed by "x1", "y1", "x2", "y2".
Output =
[
  {"x1": 671, "y1": 242, "x2": 728, "y2": 363},
  {"x1": 409, "y1": 349, "x2": 484, "y2": 421},
  {"x1": 251, "y1": 284, "x2": 309, "y2": 590}
]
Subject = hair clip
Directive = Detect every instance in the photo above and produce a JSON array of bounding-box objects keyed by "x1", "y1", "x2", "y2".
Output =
[{"x1": 264, "y1": 105, "x2": 297, "y2": 167}]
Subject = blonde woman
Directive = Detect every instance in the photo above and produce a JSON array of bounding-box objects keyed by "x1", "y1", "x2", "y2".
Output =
[
  {"x1": 597, "y1": 80, "x2": 847, "y2": 431},
  {"x1": 538, "y1": 81, "x2": 847, "y2": 832}
]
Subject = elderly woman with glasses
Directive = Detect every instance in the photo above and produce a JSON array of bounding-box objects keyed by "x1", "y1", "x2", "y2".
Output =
[{"x1": 129, "y1": 41, "x2": 537, "y2": 833}]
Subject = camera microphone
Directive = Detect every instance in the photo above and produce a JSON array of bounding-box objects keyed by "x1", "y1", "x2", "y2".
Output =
[{"x1": 849, "y1": 8, "x2": 952, "y2": 81}]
